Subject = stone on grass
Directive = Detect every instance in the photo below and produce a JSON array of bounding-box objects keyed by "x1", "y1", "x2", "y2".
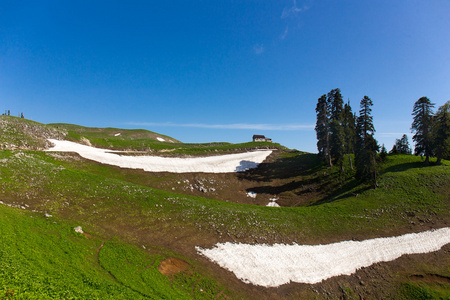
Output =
[{"x1": 74, "y1": 226, "x2": 84, "y2": 234}]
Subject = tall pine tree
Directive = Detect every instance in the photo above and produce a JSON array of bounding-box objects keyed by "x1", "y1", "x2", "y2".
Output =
[
  {"x1": 342, "y1": 100, "x2": 356, "y2": 169},
  {"x1": 432, "y1": 100, "x2": 450, "y2": 164},
  {"x1": 315, "y1": 94, "x2": 332, "y2": 166},
  {"x1": 411, "y1": 97, "x2": 435, "y2": 165},
  {"x1": 328, "y1": 88, "x2": 345, "y2": 168},
  {"x1": 390, "y1": 134, "x2": 411, "y2": 154},
  {"x1": 355, "y1": 96, "x2": 379, "y2": 186}
]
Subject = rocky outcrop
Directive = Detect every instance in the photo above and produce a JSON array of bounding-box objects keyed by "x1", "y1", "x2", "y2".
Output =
[{"x1": 0, "y1": 116, "x2": 66, "y2": 150}]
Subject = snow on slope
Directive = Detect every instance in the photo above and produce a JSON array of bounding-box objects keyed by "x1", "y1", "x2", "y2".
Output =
[
  {"x1": 197, "y1": 227, "x2": 450, "y2": 287},
  {"x1": 46, "y1": 139, "x2": 272, "y2": 173}
]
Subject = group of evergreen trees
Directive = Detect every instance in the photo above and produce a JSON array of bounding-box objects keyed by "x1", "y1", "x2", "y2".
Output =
[
  {"x1": 315, "y1": 89, "x2": 378, "y2": 185},
  {"x1": 389, "y1": 134, "x2": 411, "y2": 155},
  {"x1": 411, "y1": 97, "x2": 450, "y2": 165},
  {"x1": 315, "y1": 90, "x2": 450, "y2": 186}
]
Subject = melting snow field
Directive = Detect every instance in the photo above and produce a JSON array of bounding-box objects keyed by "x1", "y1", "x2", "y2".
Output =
[
  {"x1": 46, "y1": 139, "x2": 272, "y2": 173},
  {"x1": 197, "y1": 227, "x2": 450, "y2": 287}
]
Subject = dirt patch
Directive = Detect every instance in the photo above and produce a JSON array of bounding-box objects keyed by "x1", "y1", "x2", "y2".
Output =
[
  {"x1": 70, "y1": 150, "x2": 326, "y2": 208},
  {"x1": 82, "y1": 232, "x2": 92, "y2": 239},
  {"x1": 158, "y1": 257, "x2": 190, "y2": 276}
]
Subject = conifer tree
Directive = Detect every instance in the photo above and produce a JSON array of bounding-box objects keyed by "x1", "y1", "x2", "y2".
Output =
[
  {"x1": 379, "y1": 144, "x2": 387, "y2": 162},
  {"x1": 432, "y1": 100, "x2": 450, "y2": 164},
  {"x1": 342, "y1": 100, "x2": 356, "y2": 154},
  {"x1": 399, "y1": 134, "x2": 411, "y2": 154},
  {"x1": 328, "y1": 89, "x2": 345, "y2": 168},
  {"x1": 391, "y1": 134, "x2": 412, "y2": 154},
  {"x1": 355, "y1": 96, "x2": 379, "y2": 186},
  {"x1": 411, "y1": 97, "x2": 435, "y2": 165},
  {"x1": 342, "y1": 100, "x2": 356, "y2": 169},
  {"x1": 315, "y1": 94, "x2": 331, "y2": 166}
]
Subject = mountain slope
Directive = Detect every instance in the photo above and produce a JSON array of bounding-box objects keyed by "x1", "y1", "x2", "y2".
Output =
[
  {"x1": 49, "y1": 123, "x2": 181, "y2": 148},
  {"x1": 0, "y1": 116, "x2": 65, "y2": 150}
]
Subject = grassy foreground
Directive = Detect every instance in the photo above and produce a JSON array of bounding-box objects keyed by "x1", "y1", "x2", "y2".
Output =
[{"x1": 0, "y1": 204, "x2": 226, "y2": 299}]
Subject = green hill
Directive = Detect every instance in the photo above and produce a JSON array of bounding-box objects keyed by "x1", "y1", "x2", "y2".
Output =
[
  {"x1": 48, "y1": 122, "x2": 282, "y2": 155},
  {"x1": 0, "y1": 116, "x2": 65, "y2": 150},
  {"x1": 0, "y1": 117, "x2": 449, "y2": 299},
  {"x1": 49, "y1": 122, "x2": 181, "y2": 148}
]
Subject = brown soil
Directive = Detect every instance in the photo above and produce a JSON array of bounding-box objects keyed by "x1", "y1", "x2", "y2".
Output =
[
  {"x1": 158, "y1": 257, "x2": 190, "y2": 276},
  {"x1": 74, "y1": 150, "x2": 328, "y2": 208}
]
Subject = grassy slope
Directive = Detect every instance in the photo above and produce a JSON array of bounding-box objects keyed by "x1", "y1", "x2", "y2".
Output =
[
  {"x1": 0, "y1": 118, "x2": 449, "y2": 298},
  {"x1": 0, "y1": 205, "x2": 225, "y2": 299},
  {"x1": 0, "y1": 116, "x2": 65, "y2": 150},
  {"x1": 48, "y1": 122, "x2": 282, "y2": 155}
]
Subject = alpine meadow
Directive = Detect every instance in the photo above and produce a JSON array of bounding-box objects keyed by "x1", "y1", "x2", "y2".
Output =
[
  {"x1": 1, "y1": 1, "x2": 450, "y2": 299},
  {"x1": 0, "y1": 110, "x2": 449, "y2": 298}
]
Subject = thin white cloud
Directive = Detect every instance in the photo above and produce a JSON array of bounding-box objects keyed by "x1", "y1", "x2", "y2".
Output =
[
  {"x1": 253, "y1": 44, "x2": 265, "y2": 55},
  {"x1": 127, "y1": 122, "x2": 314, "y2": 131},
  {"x1": 281, "y1": 0, "x2": 308, "y2": 19},
  {"x1": 280, "y1": 1, "x2": 309, "y2": 40},
  {"x1": 281, "y1": 26, "x2": 289, "y2": 40}
]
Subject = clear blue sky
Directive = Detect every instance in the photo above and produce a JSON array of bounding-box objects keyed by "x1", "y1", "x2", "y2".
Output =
[{"x1": 1, "y1": 0, "x2": 449, "y2": 153}]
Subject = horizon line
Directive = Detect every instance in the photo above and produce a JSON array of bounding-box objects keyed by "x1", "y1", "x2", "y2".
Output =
[{"x1": 126, "y1": 122, "x2": 315, "y2": 131}]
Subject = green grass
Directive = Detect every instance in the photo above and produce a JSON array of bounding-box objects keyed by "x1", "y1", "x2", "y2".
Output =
[
  {"x1": 400, "y1": 282, "x2": 450, "y2": 300},
  {"x1": 0, "y1": 205, "x2": 226, "y2": 299},
  {"x1": 98, "y1": 240, "x2": 222, "y2": 299},
  {"x1": 0, "y1": 205, "x2": 140, "y2": 299}
]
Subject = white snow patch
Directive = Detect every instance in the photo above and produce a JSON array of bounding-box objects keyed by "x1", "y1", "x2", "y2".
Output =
[
  {"x1": 267, "y1": 197, "x2": 280, "y2": 207},
  {"x1": 114, "y1": 133, "x2": 121, "y2": 136},
  {"x1": 196, "y1": 227, "x2": 450, "y2": 287},
  {"x1": 156, "y1": 137, "x2": 165, "y2": 142},
  {"x1": 74, "y1": 226, "x2": 84, "y2": 234},
  {"x1": 246, "y1": 191, "x2": 257, "y2": 198},
  {"x1": 46, "y1": 139, "x2": 272, "y2": 173}
]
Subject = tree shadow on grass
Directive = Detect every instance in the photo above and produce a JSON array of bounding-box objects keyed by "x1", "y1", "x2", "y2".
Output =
[
  {"x1": 382, "y1": 161, "x2": 426, "y2": 174},
  {"x1": 308, "y1": 178, "x2": 371, "y2": 206},
  {"x1": 248, "y1": 177, "x2": 320, "y2": 195}
]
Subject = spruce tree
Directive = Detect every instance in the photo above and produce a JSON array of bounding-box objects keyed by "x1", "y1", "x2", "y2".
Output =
[
  {"x1": 343, "y1": 100, "x2": 356, "y2": 169},
  {"x1": 411, "y1": 97, "x2": 435, "y2": 165},
  {"x1": 379, "y1": 144, "x2": 387, "y2": 162},
  {"x1": 357, "y1": 96, "x2": 375, "y2": 140},
  {"x1": 400, "y1": 134, "x2": 411, "y2": 154},
  {"x1": 432, "y1": 100, "x2": 450, "y2": 164},
  {"x1": 391, "y1": 134, "x2": 412, "y2": 154},
  {"x1": 355, "y1": 96, "x2": 379, "y2": 186},
  {"x1": 328, "y1": 88, "x2": 345, "y2": 168},
  {"x1": 315, "y1": 94, "x2": 331, "y2": 166},
  {"x1": 342, "y1": 101, "x2": 356, "y2": 154}
]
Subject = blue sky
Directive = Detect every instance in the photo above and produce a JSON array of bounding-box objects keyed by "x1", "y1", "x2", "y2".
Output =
[{"x1": 1, "y1": 0, "x2": 449, "y2": 153}]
